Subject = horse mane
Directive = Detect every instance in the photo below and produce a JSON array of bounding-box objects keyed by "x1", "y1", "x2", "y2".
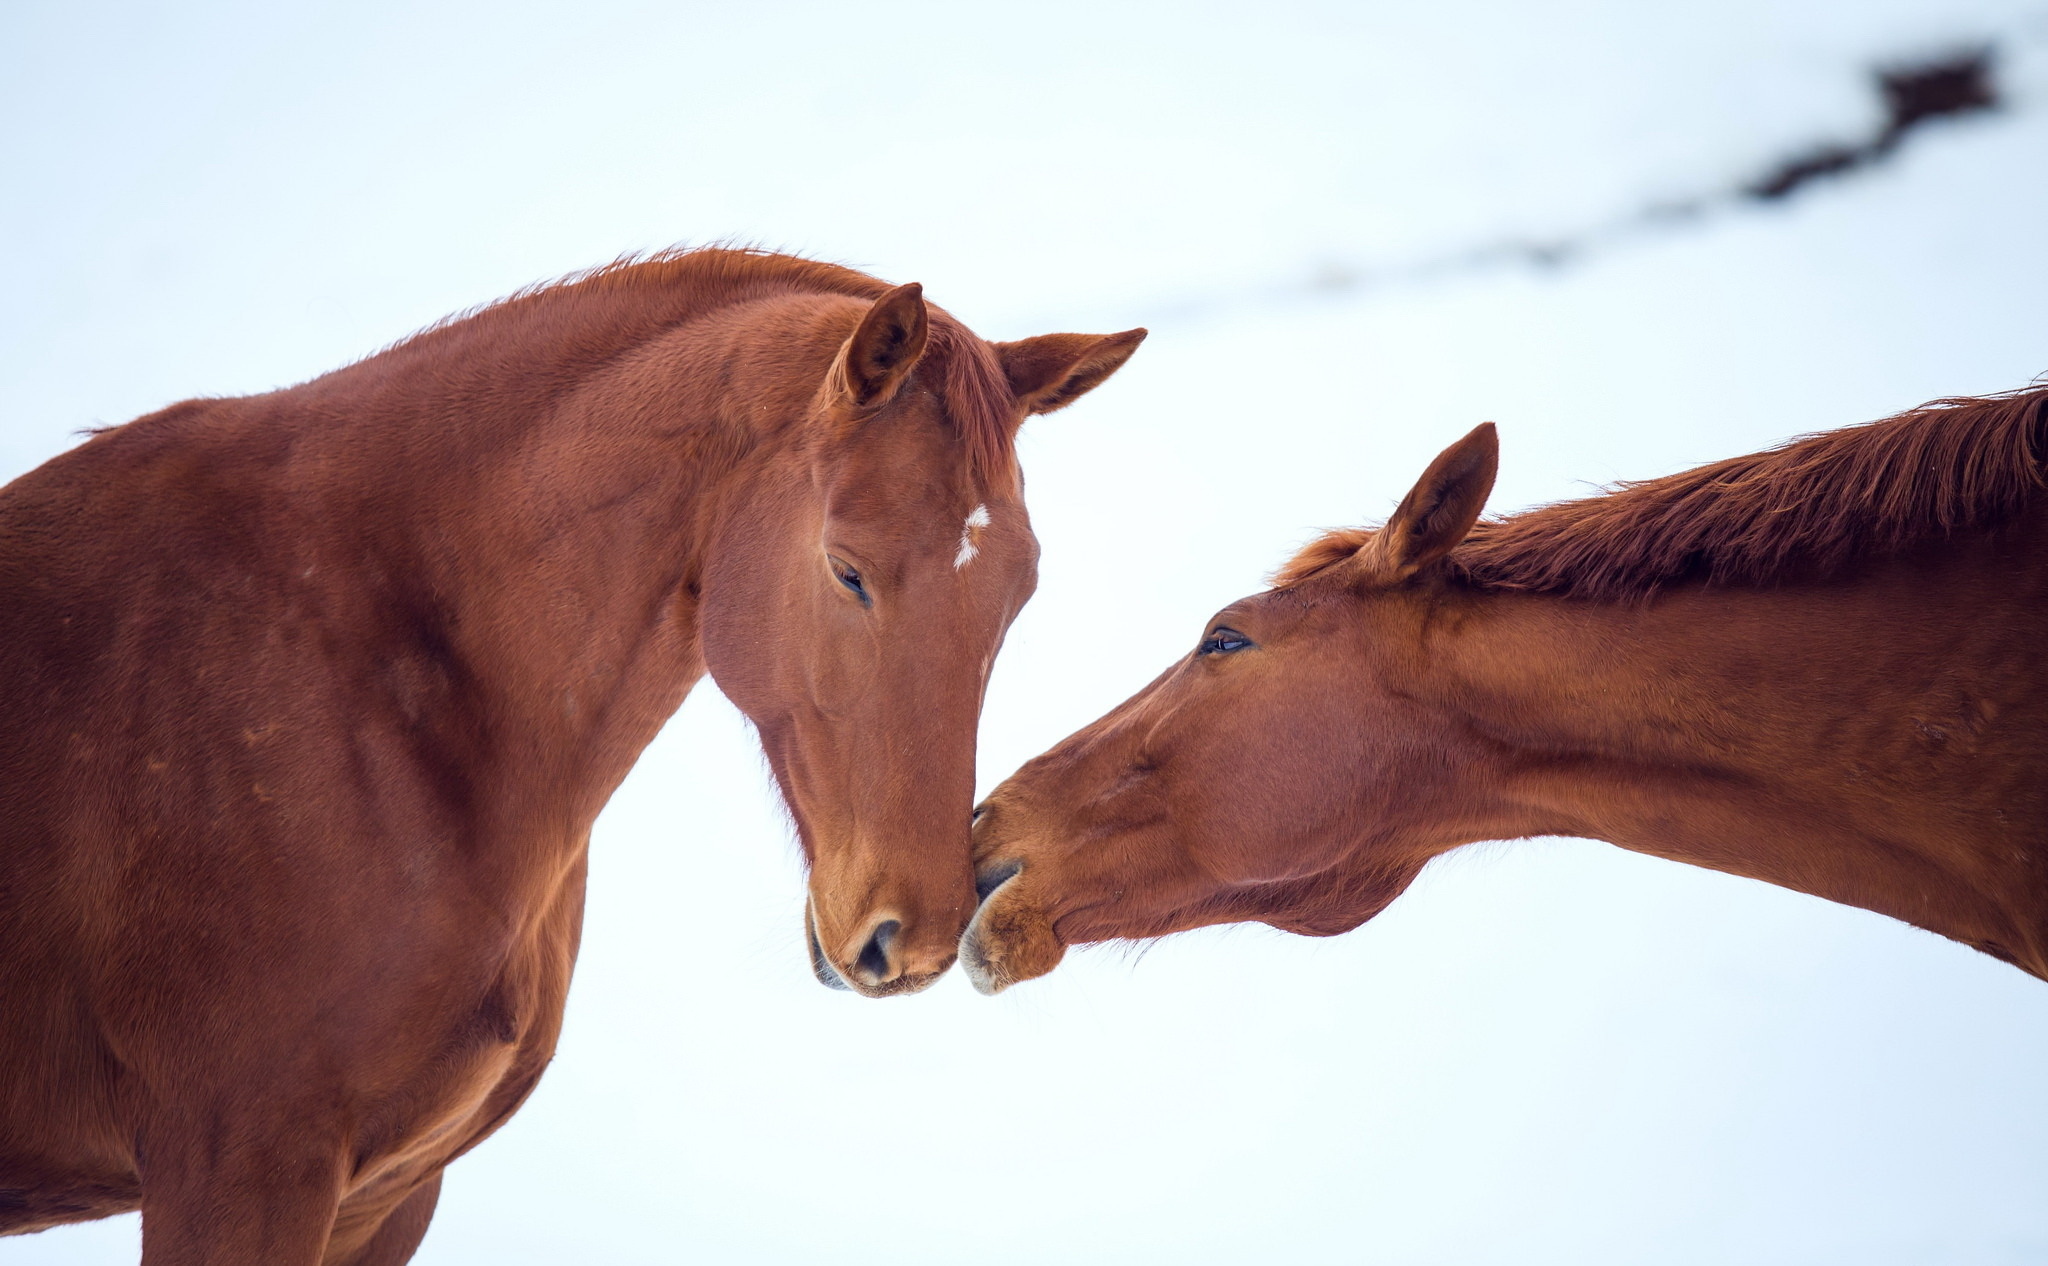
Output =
[
  {"x1": 367, "y1": 246, "x2": 1019, "y2": 484},
  {"x1": 1277, "y1": 383, "x2": 2048, "y2": 599}
]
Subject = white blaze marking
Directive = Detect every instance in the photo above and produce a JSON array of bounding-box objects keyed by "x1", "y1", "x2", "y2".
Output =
[{"x1": 954, "y1": 503, "x2": 991, "y2": 570}]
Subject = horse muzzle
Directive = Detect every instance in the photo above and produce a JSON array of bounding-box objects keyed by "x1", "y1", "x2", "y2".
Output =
[
  {"x1": 958, "y1": 862, "x2": 1065, "y2": 995},
  {"x1": 806, "y1": 899, "x2": 955, "y2": 997}
]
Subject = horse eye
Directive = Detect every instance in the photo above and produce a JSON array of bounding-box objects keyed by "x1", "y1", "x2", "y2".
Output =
[
  {"x1": 829, "y1": 556, "x2": 870, "y2": 605},
  {"x1": 1199, "y1": 627, "x2": 1253, "y2": 655}
]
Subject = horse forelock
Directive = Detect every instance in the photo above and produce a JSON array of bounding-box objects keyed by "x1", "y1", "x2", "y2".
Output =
[
  {"x1": 1271, "y1": 528, "x2": 1378, "y2": 587},
  {"x1": 922, "y1": 316, "x2": 1020, "y2": 491},
  {"x1": 1275, "y1": 383, "x2": 2048, "y2": 599}
]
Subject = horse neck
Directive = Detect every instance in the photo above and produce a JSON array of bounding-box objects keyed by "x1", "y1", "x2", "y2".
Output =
[
  {"x1": 290, "y1": 301, "x2": 811, "y2": 825},
  {"x1": 1430, "y1": 522, "x2": 2048, "y2": 974}
]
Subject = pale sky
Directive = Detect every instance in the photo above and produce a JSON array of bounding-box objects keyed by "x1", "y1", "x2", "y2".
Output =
[{"x1": 6, "y1": 2, "x2": 2048, "y2": 1263}]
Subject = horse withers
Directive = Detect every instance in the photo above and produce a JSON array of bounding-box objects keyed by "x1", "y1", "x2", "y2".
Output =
[
  {"x1": 964, "y1": 386, "x2": 2048, "y2": 993},
  {"x1": 0, "y1": 248, "x2": 1143, "y2": 1263}
]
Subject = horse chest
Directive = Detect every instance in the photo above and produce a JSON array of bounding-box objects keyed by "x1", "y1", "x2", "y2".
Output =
[{"x1": 348, "y1": 925, "x2": 578, "y2": 1189}]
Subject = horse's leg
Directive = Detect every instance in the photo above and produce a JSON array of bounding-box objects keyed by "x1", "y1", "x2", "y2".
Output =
[
  {"x1": 322, "y1": 1173, "x2": 444, "y2": 1266},
  {"x1": 135, "y1": 1117, "x2": 347, "y2": 1266}
]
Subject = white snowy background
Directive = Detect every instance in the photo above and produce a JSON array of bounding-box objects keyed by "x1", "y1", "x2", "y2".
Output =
[{"x1": 6, "y1": 2, "x2": 2048, "y2": 1263}]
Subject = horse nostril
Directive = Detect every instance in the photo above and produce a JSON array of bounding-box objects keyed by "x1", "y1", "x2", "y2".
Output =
[
  {"x1": 974, "y1": 859, "x2": 1021, "y2": 903},
  {"x1": 855, "y1": 919, "x2": 900, "y2": 983}
]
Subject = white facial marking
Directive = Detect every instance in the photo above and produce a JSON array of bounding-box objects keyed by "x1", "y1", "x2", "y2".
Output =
[{"x1": 954, "y1": 503, "x2": 991, "y2": 570}]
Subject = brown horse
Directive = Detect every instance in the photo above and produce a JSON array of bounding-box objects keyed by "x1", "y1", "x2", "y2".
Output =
[
  {"x1": 964, "y1": 385, "x2": 2048, "y2": 994},
  {"x1": 0, "y1": 247, "x2": 1142, "y2": 1262}
]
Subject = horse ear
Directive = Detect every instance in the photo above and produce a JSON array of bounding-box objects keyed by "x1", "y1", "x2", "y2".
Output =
[
  {"x1": 834, "y1": 283, "x2": 930, "y2": 410},
  {"x1": 1358, "y1": 423, "x2": 1498, "y2": 582},
  {"x1": 994, "y1": 328, "x2": 1147, "y2": 416}
]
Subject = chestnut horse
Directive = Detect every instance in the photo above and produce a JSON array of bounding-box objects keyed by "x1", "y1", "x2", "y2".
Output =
[
  {"x1": 0, "y1": 248, "x2": 1143, "y2": 1262},
  {"x1": 964, "y1": 385, "x2": 2048, "y2": 993}
]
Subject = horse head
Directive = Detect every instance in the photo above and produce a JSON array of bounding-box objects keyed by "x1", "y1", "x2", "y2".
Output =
[
  {"x1": 700, "y1": 282, "x2": 1145, "y2": 995},
  {"x1": 961, "y1": 424, "x2": 1499, "y2": 993}
]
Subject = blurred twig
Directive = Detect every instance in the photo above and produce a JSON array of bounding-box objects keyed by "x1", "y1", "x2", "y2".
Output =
[{"x1": 1113, "y1": 36, "x2": 2033, "y2": 329}]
